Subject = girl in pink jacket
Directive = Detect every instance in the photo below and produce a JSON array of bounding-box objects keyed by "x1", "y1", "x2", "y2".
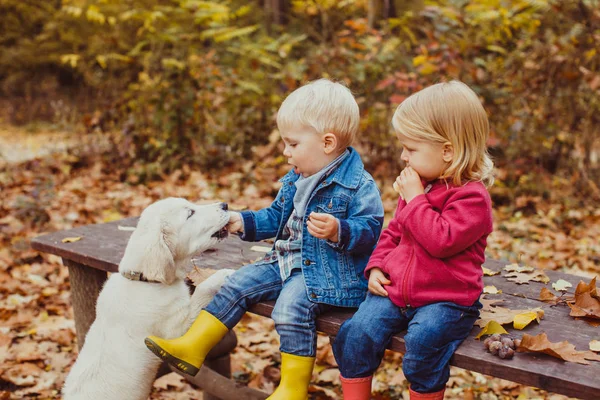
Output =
[{"x1": 332, "y1": 81, "x2": 494, "y2": 400}]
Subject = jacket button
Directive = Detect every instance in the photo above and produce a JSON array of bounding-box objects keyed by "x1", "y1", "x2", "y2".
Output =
[
  {"x1": 304, "y1": 259, "x2": 311, "y2": 266},
  {"x1": 289, "y1": 181, "x2": 294, "y2": 186},
  {"x1": 279, "y1": 251, "x2": 284, "y2": 256},
  {"x1": 310, "y1": 293, "x2": 317, "y2": 299},
  {"x1": 327, "y1": 203, "x2": 332, "y2": 209}
]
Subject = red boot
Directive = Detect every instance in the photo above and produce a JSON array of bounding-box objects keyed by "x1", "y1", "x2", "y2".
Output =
[
  {"x1": 340, "y1": 375, "x2": 372, "y2": 400},
  {"x1": 409, "y1": 387, "x2": 445, "y2": 399}
]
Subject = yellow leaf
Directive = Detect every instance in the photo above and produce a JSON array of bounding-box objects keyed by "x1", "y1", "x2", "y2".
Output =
[
  {"x1": 60, "y1": 54, "x2": 80, "y2": 68},
  {"x1": 475, "y1": 320, "x2": 508, "y2": 339},
  {"x1": 96, "y1": 55, "x2": 107, "y2": 69},
  {"x1": 61, "y1": 237, "x2": 82, "y2": 243},
  {"x1": 590, "y1": 340, "x2": 600, "y2": 352},
  {"x1": 486, "y1": 45, "x2": 507, "y2": 54},
  {"x1": 482, "y1": 267, "x2": 500, "y2": 276},
  {"x1": 552, "y1": 279, "x2": 572, "y2": 292},
  {"x1": 483, "y1": 285, "x2": 502, "y2": 294},
  {"x1": 412, "y1": 55, "x2": 427, "y2": 67},
  {"x1": 514, "y1": 311, "x2": 541, "y2": 330},
  {"x1": 418, "y1": 62, "x2": 438, "y2": 76}
]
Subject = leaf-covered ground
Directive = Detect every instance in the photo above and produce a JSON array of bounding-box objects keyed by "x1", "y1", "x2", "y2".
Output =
[{"x1": 1, "y1": 127, "x2": 598, "y2": 399}]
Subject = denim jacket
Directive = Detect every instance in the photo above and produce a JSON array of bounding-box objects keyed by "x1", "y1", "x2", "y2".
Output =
[{"x1": 240, "y1": 147, "x2": 384, "y2": 307}]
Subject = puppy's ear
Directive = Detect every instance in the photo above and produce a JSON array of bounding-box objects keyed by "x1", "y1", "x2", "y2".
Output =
[{"x1": 118, "y1": 219, "x2": 177, "y2": 284}]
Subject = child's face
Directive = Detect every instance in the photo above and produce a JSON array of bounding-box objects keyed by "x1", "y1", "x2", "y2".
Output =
[
  {"x1": 397, "y1": 133, "x2": 451, "y2": 181},
  {"x1": 280, "y1": 126, "x2": 333, "y2": 177}
]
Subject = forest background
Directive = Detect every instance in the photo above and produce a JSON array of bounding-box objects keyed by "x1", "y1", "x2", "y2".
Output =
[{"x1": 1, "y1": 0, "x2": 599, "y2": 399}]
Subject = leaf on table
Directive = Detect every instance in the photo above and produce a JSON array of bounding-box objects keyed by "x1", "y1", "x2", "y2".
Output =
[
  {"x1": 552, "y1": 279, "x2": 572, "y2": 292},
  {"x1": 504, "y1": 269, "x2": 550, "y2": 284},
  {"x1": 475, "y1": 320, "x2": 508, "y2": 339},
  {"x1": 517, "y1": 333, "x2": 600, "y2": 365},
  {"x1": 567, "y1": 277, "x2": 600, "y2": 320},
  {"x1": 117, "y1": 225, "x2": 136, "y2": 231},
  {"x1": 483, "y1": 285, "x2": 502, "y2": 294},
  {"x1": 503, "y1": 263, "x2": 535, "y2": 273},
  {"x1": 476, "y1": 305, "x2": 544, "y2": 328},
  {"x1": 482, "y1": 267, "x2": 500, "y2": 276},
  {"x1": 539, "y1": 287, "x2": 561, "y2": 305},
  {"x1": 590, "y1": 340, "x2": 600, "y2": 352},
  {"x1": 61, "y1": 236, "x2": 81, "y2": 243},
  {"x1": 480, "y1": 295, "x2": 504, "y2": 310},
  {"x1": 513, "y1": 311, "x2": 542, "y2": 330}
]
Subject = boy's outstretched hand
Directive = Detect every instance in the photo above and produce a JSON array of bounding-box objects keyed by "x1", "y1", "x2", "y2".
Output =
[
  {"x1": 368, "y1": 267, "x2": 391, "y2": 297},
  {"x1": 307, "y1": 212, "x2": 339, "y2": 243},
  {"x1": 227, "y1": 212, "x2": 244, "y2": 233}
]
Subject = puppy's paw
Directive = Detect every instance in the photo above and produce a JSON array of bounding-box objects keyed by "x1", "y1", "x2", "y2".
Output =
[{"x1": 200, "y1": 269, "x2": 235, "y2": 292}]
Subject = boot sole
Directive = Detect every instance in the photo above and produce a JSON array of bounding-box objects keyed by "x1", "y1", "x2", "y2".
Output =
[{"x1": 144, "y1": 338, "x2": 200, "y2": 376}]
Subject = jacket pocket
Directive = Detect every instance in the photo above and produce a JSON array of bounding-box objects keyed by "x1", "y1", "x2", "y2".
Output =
[{"x1": 315, "y1": 195, "x2": 349, "y2": 218}]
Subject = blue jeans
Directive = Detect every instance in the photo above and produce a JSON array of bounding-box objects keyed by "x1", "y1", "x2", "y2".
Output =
[
  {"x1": 332, "y1": 293, "x2": 481, "y2": 393},
  {"x1": 204, "y1": 261, "x2": 331, "y2": 357}
]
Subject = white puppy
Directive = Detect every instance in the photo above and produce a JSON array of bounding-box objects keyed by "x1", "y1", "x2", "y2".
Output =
[{"x1": 63, "y1": 197, "x2": 235, "y2": 400}]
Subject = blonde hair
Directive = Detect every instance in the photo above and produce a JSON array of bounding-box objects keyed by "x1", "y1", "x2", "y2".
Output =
[
  {"x1": 392, "y1": 80, "x2": 494, "y2": 187},
  {"x1": 276, "y1": 79, "x2": 359, "y2": 148}
]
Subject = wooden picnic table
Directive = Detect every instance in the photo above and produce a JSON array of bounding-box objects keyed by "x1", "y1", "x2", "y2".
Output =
[{"x1": 31, "y1": 217, "x2": 600, "y2": 400}]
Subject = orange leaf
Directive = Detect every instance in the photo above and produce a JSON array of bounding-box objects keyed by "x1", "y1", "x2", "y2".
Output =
[{"x1": 517, "y1": 333, "x2": 600, "y2": 365}]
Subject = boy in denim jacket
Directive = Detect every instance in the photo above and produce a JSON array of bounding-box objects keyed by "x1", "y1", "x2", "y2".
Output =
[{"x1": 145, "y1": 79, "x2": 384, "y2": 399}]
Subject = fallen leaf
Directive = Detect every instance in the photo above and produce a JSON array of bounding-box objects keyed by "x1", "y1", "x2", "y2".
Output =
[
  {"x1": 476, "y1": 306, "x2": 544, "y2": 328},
  {"x1": 552, "y1": 279, "x2": 572, "y2": 292},
  {"x1": 117, "y1": 225, "x2": 136, "y2": 231},
  {"x1": 483, "y1": 285, "x2": 502, "y2": 294},
  {"x1": 567, "y1": 277, "x2": 600, "y2": 320},
  {"x1": 475, "y1": 320, "x2": 508, "y2": 339},
  {"x1": 513, "y1": 311, "x2": 541, "y2": 330},
  {"x1": 517, "y1": 333, "x2": 600, "y2": 364},
  {"x1": 590, "y1": 340, "x2": 600, "y2": 352},
  {"x1": 503, "y1": 263, "x2": 534, "y2": 273},
  {"x1": 482, "y1": 267, "x2": 500, "y2": 276},
  {"x1": 504, "y1": 269, "x2": 550, "y2": 285},
  {"x1": 61, "y1": 237, "x2": 81, "y2": 243},
  {"x1": 539, "y1": 287, "x2": 560, "y2": 305},
  {"x1": 153, "y1": 372, "x2": 185, "y2": 390}
]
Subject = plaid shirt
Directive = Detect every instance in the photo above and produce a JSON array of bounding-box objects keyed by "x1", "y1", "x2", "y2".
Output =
[{"x1": 262, "y1": 209, "x2": 303, "y2": 281}]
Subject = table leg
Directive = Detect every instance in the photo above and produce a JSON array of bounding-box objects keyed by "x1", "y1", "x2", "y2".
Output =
[{"x1": 62, "y1": 259, "x2": 107, "y2": 350}]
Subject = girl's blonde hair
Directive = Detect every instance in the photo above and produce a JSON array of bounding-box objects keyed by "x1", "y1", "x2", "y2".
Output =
[
  {"x1": 277, "y1": 79, "x2": 359, "y2": 148},
  {"x1": 392, "y1": 80, "x2": 494, "y2": 187}
]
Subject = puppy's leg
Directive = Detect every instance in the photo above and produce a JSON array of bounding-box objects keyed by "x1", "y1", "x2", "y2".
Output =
[{"x1": 189, "y1": 269, "x2": 235, "y2": 319}]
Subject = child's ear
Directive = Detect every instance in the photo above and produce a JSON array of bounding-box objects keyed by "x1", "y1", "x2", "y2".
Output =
[
  {"x1": 442, "y1": 142, "x2": 454, "y2": 162},
  {"x1": 323, "y1": 133, "x2": 338, "y2": 155}
]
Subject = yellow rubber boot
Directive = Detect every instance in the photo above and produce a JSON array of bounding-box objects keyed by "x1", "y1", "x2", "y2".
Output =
[
  {"x1": 267, "y1": 353, "x2": 315, "y2": 400},
  {"x1": 144, "y1": 310, "x2": 228, "y2": 376}
]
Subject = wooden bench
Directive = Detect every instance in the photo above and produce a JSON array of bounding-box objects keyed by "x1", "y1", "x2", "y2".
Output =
[{"x1": 31, "y1": 217, "x2": 599, "y2": 400}]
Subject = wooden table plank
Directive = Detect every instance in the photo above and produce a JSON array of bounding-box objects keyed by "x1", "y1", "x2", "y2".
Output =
[{"x1": 31, "y1": 219, "x2": 600, "y2": 400}]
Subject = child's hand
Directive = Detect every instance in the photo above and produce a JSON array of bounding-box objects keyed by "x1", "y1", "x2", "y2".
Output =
[
  {"x1": 368, "y1": 267, "x2": 391, "y2": 297},
  {"x1": 393, "y1": 166, "x2": 424, "y2": 203},
  {"x1": 227, "y1": 212, "x2": 244, "y2": 233},
  {"x1": 307, "y1": 212, "x2": 339, "y2": 242}
]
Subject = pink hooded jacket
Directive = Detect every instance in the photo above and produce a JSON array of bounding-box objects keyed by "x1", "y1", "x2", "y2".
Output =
[{"x1": 365, "y1": 180, "x2": 493, "y2": 308}]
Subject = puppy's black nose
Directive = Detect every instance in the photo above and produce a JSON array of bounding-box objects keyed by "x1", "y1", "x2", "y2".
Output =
[{"x1": 220, "y1": 203, "x2": 228, "y2": 211}]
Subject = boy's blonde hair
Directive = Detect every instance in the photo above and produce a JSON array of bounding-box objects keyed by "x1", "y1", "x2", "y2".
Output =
[
  {"x1": 392, "y1": 80, "x2": 494, "y2": 187},
  {"x1": 277, "y1": 79, "x2": 359, "y2": 149}
]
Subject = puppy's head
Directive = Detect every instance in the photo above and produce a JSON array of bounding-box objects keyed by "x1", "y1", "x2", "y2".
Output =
[{"x1": 118, "y1": 197, "x2": 229, "y2": 284}]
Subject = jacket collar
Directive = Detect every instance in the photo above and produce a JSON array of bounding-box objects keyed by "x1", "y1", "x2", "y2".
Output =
[{"x1": 279, "y1": 147, "x2": 364, "y2": 189}]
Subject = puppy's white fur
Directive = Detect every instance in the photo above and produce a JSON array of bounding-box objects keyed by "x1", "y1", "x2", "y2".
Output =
[{"x1": 63, "y1": 197, "x2": 235, "y2": 400}]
